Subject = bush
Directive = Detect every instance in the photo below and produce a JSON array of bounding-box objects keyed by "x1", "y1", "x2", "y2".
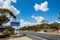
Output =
[
  {"x1": 5, "y1": 26, "x2": 15, "y2": 34},
  {"x1": 0, "y1": 30, "x2": 2, "y2": 32},
  {"x1": 44, "y1": 29, "x2": 47, "y2": 32}
]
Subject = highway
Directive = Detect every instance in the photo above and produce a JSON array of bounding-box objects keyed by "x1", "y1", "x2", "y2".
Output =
[{"x1": 20, "y1": 31, "x2": 60, "y2": 40}]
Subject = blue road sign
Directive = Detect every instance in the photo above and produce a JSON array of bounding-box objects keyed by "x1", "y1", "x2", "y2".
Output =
[{"x1": 10, "y1": 22, "x2": 20, "y2": 26}]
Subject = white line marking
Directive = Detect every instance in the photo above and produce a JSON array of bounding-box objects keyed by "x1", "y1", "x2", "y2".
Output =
[{"x1": 25, "y1": 34, "x2": 47, "y2": 40}]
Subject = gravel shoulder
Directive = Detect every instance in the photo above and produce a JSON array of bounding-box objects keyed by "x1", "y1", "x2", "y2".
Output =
[
  {"x1": 8, "y1": 36, "x2": 33, "y2": 40},
  {"x1": 36, "y1": 31, "x2": 60, "y2": 35}
]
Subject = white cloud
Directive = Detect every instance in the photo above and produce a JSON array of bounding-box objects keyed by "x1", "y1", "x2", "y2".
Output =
[
  {"x1": 34, "y1": 1, "x2": 49, "y2": 12},
  {"x1": 11, "y1": 6, "x2": 20, "y2": 15},
  {"x1": 20, "y1": 19, "x2": 41, "y2": 27},
  {"x1": 20, "y1": 18, "x2": 60, "y2": 27},
  {"x1": 0, "y1": 0, "x2": 4, "y2": 7},
  {"x1": 20, "y1": 19, "x2": 32, "y2": 27},
  {"x1": 11, "y1": 0, "x2": 16, "y2": 3},
  {"x1": 31, "y1": 15, "x2": 45, "y2": 23},
  {"x1": 0, "y1": 0, "x2": 20, "y2": 16},
  {"x1": 31, "y1": 15, "x2": 35, "y2": 18}
]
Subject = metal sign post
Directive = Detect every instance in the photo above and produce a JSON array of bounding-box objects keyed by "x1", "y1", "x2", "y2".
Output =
[
  {"x1": 10, "y1": 19, "x2": 20, "y2": 36},
  {"x1": 10, "y1": 19, "x2": 20, "y2": 28}
]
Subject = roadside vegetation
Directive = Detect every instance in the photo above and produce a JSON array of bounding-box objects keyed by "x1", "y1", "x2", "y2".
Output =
[
  {"x1": 20, "y1": 12, "x2": 60, "y2": 33},
  {"x1": 0, "y1": 9, "x2": 16, "y2": 37},
  {"x1": 20, "y1": 21, "x2": 60, "y2": 33}
]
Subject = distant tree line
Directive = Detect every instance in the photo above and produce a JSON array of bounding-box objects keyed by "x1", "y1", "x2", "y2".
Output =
[{"x1": 20, "y1": 22, "x2": 60, "y2": 32}]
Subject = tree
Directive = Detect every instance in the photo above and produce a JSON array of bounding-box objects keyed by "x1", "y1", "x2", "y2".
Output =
[
  {"x1": 5, "y1": 26, "x2": 15, "y2": 34},
  {"x1": 0, "y1": 8, "x2": 16, "y2": 35},
  {"x1": 40, "y1": 20, "x2": 49, "y2": 31},
  {"x1": 49, "y1": 22, "x2": 60, "y2": 33},
  {"x1": 0, "y1": 15, "x2": 8, "y2": 26},
  {"x1": 0, "y1": 9, "x2": 16, "y2": 26},
  {"x1": 49, "y1": 22, "x2": 59, "y2": 29},
  {"x1": 0, "y1": 9, "x2": 16, "y2": 19}
]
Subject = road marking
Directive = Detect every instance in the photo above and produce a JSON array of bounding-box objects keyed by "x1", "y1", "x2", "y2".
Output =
[{"x1": 25, "y1": 33, "x2": 47, "y2": 40}]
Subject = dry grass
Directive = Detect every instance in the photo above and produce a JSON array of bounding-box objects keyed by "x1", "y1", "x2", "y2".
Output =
[{"x1": 8, "y1": 36, "x2": 33, "y2": 40}]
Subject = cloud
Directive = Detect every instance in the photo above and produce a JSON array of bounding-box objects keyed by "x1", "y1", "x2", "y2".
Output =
[
  {"x1": 0, "y1": 0, "x2": 20, "y2": 16},
  {"x1": 31, "y1": 15, "x2": 45, "y2": 23},
  {"x1": 11, "y1": 6, "x2": 20, "y2": 15},
  {"x1": 20, "y1": 15, "x2": 45, "y2": 27},
  {"x1": 11, "y1": 0, "x2": 16, "y2": 3},
  {"x1": 20, "y1": 19, "x2": 41, "y2": 27},
  {"x1": 20, "y1": 19, "x2": 33, "y2": 27},
  {"x1": 0, "y1": 0, "x2": 4, "y2": 7},
  {"x1": 31, "y1": 15, "x2": 35, "y2": 18},
  {"x1": 34, "y1": 1, "x2": 49, "y2": 12}
]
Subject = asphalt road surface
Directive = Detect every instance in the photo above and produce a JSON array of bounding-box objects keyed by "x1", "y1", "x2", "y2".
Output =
[{"x1": 20, "y1": 31, "x2": 60, "y2": 40}]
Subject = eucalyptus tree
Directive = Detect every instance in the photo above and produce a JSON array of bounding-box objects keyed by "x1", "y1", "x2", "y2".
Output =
[
  {"x1": 0, "y1": 8, "x2": 16, "y2": 27},
  {"x1": 0, "y1": 8, "x2": 16, "y2": 19},
  {"x1": 40, "y1": 20, "x2": 49, "y2": 32}
]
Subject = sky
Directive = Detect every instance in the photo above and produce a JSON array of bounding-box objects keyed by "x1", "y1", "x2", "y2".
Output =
[
  {"x1": 0, "y1": 0, "x2": 60, "y2": 28},
  {"x1": 16, "y1": 0, "x2": 59, "y2": 20}
]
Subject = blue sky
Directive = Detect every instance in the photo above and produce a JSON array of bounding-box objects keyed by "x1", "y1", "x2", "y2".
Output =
[
  {"x1": 6, "y1": 0, "x2": 60, "y2": 27},
  {"x1": 12, "y1": 0, "x2": 60, "y2": 22}
]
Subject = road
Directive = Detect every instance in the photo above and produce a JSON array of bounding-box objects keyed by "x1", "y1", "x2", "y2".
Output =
[{"x1": 20, "y1": 31, "x2": 60, "y2": 40}]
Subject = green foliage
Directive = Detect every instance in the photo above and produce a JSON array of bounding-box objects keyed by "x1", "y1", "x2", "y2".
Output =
[
  {"x1": 0, "y1": 15, "x2": 8, "y2": 26},
  {"x1": 0, "y1": 8, "x2": 16, "y2": 36},
  {"x1": 20, "y1": 22, "x2": 60, "y2": 32},
  {"x1": 0, "y1": 8, "x2": 16, "y2": 26},
  {"x1": 0, "y1": 9, "x2": 16, "y2": 19},
  {"x1": 0, "y1": 30, "x2": 3, "y2": 32},
  {"x1": 49, "y1": 22, "x2": 60, "y2": 29},
  {"x1": 44, "y1": 29, "x2": 47, "y2": 32},
  {"x1": 5, "y1": 26, "x2": 15, "y2": 33},
  {"x1": 20, "y1": 24, "x2": 45, "y2": 31},
  {"x1": 5, "y1": 26, "x2": 15, "y2": 32}
]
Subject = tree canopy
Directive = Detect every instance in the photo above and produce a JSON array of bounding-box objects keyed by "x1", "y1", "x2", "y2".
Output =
[{"x1": 0, "y1": 9, "x2": 16, "y2": 19}]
